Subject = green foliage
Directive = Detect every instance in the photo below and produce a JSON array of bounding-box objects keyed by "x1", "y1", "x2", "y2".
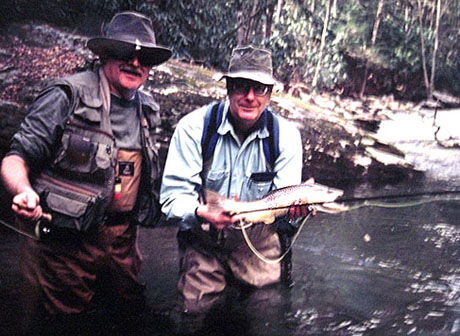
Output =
[
  {"x1": 270, "y1": 1, "x2": 347, "y2": 89},
  {"x1": 331, "y1": 0, "x2": 460, "y2": 98},
  {"x1": 1, "y1": 0, "x2": 460, "y2": 98},
  {"x1": 142, "y1": 0, "x2": 238, "y2": 69}
]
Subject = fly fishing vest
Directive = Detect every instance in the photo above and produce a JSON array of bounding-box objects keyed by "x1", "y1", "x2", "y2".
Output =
[{"x1": 32, "y1": 69, "x2": 161, "y2": 231}]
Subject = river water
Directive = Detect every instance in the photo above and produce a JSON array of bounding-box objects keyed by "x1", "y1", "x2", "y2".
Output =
[
  {"x1": 1, "y1": 109, "x2": 459, "y2": 335},
  {"x1": 269, "y1": 109, "x2": 460, "y2": 336},
  {"x1": 136, "y1": 109, "x2": 460, "y2": 335}
]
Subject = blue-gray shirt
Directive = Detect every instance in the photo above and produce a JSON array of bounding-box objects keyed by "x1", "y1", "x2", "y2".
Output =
[{"x1": 160, "y1": 101, "x2": 303, "y2": 230}]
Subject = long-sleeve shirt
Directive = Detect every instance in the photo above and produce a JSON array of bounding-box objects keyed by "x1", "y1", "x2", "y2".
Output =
[
  {"x1": 160, "y1": 100, "x2": 303, "y2": 230},
  {"x1": 8, "y1": 87, "x2": 142, "y2": 167}
]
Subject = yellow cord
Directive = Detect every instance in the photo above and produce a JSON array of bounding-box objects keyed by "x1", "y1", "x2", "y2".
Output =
[
  {"x1": 240, "y1": 212, "x2": 312, "y2": 264},
  {"x1": 346, "y1": 196, "x2": 460, "y2": 211}
]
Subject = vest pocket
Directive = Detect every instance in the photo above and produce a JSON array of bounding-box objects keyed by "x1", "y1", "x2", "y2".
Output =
[
  {"x1": 33, "y1": 173, "x2": 101, "y2": 232},
  {"x1": 204, "y1": 170, "x2": 229, "y2": 194},
  {"x1": 54, "y1": 131, "x2": 113, "y2": 175}
]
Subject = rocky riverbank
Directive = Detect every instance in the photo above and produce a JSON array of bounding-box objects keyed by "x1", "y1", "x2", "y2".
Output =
[{"x1": 0, "y1": 22, "x2": 424, "y2": 196}]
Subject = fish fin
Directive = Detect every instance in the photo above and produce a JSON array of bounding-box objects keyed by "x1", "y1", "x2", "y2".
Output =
[{"x1": 302, "y1": 177, "x2": 315, "y2": 185}]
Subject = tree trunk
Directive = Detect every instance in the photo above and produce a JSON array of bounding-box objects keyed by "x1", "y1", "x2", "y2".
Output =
[
  {"x1": 312, "y1": 0, "x2": 332, "y2": 88},
  {"x1": 265, "y1": 1, "x2": 277, "y2": 41},
  {"x1": 244, "y1": 0, "x2": 259, "y2": 44},
  {"x1": 359, "y1": 0, "x2": 384, "y2": 98},
  {"x1": 275, "y1": 0, "x2": 284, "y2": 23},
  {"x1": 237, "y1": 10, "x2": 246, "y2": 46},
  {"x1": 417, "y1": 0, "x2": 431, "y2": 98},
  {"x1": 429, "y1": 0, "x2": 441, "y2": 99},
  {"x1": 332, "y1": 0, "x2": 337, "y2": 18}
]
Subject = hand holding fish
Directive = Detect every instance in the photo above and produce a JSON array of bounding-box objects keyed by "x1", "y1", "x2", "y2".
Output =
[
  {"x1": 286, "y1": 178, "x2": 317, "y2": 221},
  {"x1": 195, "y1": 203, "x2": 241, "y2": 230},
  {"x1": 287, "y1": 200, "x2": 316, "y2": 221},
  {"x1": 203, "y1": 179, "x2": 344, "y2": 227}
]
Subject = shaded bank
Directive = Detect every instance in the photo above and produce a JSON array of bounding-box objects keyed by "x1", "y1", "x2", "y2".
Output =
[
  {"x1": 1, "y1": 20, "x2": 452, "y2": 336},
  {"x1": 0, "y1": 22, "x2": 423, "y2": 190}
]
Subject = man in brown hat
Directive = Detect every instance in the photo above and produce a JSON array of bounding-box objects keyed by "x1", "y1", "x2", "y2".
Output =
[
  {"x1": 160, "y1": 45, "x2": 309, "y2": 319},
  {"x1": 1, "y1": 11, "x2": 171, "y2": 332}
]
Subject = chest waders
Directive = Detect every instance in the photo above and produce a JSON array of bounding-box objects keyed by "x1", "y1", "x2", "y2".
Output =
[{"x1": 199, "y1": 101, "x2": 294, "y2": 286}]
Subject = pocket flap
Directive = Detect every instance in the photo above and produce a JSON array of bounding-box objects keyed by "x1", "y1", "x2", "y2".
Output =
[
  {"x1": 46, "y1": 192, "x2": 88, "y2": 218},
  {"x1": 74, "y1": 89, "x2": 103, "y2": 122}
]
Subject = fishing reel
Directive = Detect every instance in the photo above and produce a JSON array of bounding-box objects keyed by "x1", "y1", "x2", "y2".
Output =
[
  {"x1": 34, "y1": 213, "x2": 77, "y2": 241},
  {"x1": 34, "y1": 213, "x2": 53, "y2": 240}
]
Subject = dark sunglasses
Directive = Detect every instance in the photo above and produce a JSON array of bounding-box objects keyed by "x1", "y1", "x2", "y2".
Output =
[
  {"x1": 228, "y1": 79, "x2": 273, "y2": 97},
  {"x1": 107, "y1": 49, "x2": 156, "y2": 67}
]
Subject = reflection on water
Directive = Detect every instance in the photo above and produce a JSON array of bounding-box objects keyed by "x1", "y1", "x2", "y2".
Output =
[
  {"x1": 274, "y1": 119, "x2": 460, "y2": 335},
  {"x1": 286, "y1": 199, "x2": 460, "y2": 335},
  {"x1": 227, "y1": 115, "x2": 460, "y2": 335},
  {"x1": 1, "y1": 111, "x2": 459, "y2": 335}
]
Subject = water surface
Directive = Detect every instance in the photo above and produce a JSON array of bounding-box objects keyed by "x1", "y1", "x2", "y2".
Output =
[{"x1": 1, "y1": 110, "x2": 459, "y2": 335}]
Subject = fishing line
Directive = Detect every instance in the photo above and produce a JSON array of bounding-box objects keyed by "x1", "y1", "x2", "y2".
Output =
[
  {"x1": 239, "y1": 212, "x2": 312, "y2": 264},
  {"x1": 0, "y1": 218, "x2": 38, "y2": 240},
  {"x1": 239, "y1": 192, "x2": 460, "y2": 264},
  {"x1": 336, "y1": 190, "x2": 460, "y2": 205},
  {"x1": 345, "y1": 195, "x2": 460, "y2": 211}
]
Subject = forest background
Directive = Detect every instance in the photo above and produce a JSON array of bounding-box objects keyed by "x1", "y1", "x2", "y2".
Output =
[{"x1": 2, "y1": 0, "x2": 459, "y2": 102}]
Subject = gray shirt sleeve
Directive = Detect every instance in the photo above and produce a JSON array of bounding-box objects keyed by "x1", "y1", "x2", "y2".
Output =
[{"x1": 7, "y1": 86, "x2": 70, "y2": 167}]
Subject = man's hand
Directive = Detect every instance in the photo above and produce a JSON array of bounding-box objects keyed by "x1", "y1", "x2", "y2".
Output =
[
  {"x1": 286, "y1": 177, "x2": 316, "y2": 221},
  {"x1": 195, "y1": 204, "x2": 238, "y2": 230},
  {"x1": 2, "y1": 155, "x2": 42, "y2": 221},
  {"x1": 287, "y1": 199, "x2": 315, "y2": 221},
  {"x1": 11, "y1": 188, "x2": 43, "y2": 222}
]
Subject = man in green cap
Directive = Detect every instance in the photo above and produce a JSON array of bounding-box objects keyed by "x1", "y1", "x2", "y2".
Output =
[
  {"x1": 160, "y1": 45, "x2": 309, "y2": 317},
  {"x1": 1, "y1": 11, "x2": 171, "y2": 332}
]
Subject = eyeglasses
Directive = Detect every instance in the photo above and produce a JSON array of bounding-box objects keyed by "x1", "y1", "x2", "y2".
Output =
[
  {"x1": 107, "y1": 49, "x2": 156, "y2": 67},
  {"x1": 228, "y1": 79, "x2": 273, "y2": 97}
]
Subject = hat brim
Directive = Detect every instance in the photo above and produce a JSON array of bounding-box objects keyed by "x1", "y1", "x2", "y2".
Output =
[
  {"x1": 220, "y1": 71, "x2": 278, "y2": 86},
  {"x1": 87, "y1": 38, "x2": 172, "y2": 66}
]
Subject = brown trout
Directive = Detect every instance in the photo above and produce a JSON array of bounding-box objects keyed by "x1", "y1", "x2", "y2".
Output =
[{"x1": 205, "y1": 179, "x2": 347, "y2": 225}]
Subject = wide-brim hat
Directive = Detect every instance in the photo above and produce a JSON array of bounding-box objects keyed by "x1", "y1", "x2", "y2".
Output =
[
  {"x1": 220, "y1": 45, "x2": 279, "y2": 86},
  {"x1": 87, "y1": 11, "x2": 172, "y2": 66}
]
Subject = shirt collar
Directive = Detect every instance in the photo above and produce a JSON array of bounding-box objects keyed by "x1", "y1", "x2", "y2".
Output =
[{"x1": 218, "y1": 100, "x2": 270, "y2": 140}]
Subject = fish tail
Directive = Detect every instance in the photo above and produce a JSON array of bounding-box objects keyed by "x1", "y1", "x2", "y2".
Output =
[{"x1": 204, "y1": 189, "x2": 240, "y2": 214}]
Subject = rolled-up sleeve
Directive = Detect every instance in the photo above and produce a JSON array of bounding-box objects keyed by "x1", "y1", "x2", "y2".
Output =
[{"x1": 160, "y1": 106, "x2": 304, "y2": 230}]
